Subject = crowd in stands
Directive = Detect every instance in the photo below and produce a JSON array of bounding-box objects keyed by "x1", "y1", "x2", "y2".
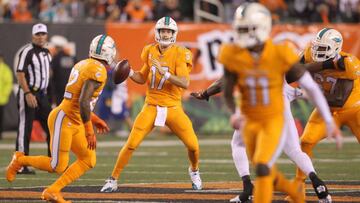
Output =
[{"x1": 0, "y1": 0, "x2": 359, "y2": 24}]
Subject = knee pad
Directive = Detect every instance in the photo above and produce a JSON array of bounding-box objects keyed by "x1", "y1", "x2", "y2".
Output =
[{"x1": 255, "y1": 163, "x2": 270, "y2": 177}]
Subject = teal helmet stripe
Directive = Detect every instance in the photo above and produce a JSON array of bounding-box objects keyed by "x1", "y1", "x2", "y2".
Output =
[
  {"x1": 318, "y1": 28, "x2": 330, "y2": 39},
  {"x1": 165, "y1": 16, "x2": 170, "y2": 25},
  {"x1": 96, "y1": 34, "x2": 107, "y2": 55}
]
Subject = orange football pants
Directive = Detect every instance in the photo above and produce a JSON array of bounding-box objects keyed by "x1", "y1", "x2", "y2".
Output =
[
  {"x1": 47, "y1": 107, "x2": 96, "y2": 191},
  {"x1": 242, "y1": 113, "x2": 288, "y2": 203},
  {"x1": 296, "y1": 107, "x2": 360, "y2": 180},
  {"x1": 111, "y1": 104, "x2": 199, "y2": 179}
]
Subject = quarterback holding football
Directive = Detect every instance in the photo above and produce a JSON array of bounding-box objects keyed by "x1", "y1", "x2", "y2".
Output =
[{"x1": 101, "y1": 16, "x2": 202, "y2": 193}]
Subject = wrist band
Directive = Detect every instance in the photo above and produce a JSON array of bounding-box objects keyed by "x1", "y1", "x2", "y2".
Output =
[
  {"x1": 84, "y1": 121, "x2": 94, "y2": 136},
  {"x1": 24, "y1": 91, "x2": 31, "y2": 95},
  {"x1": 164, "y1": 72, "x2": 171, "y2": 80},
  {"x1": 129, "y1": 69, "x2": 134, "y2": 77}
]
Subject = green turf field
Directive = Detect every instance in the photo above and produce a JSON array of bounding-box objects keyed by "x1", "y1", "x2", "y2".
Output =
[{"x1": 1, "y1": 133, "x2": 359, "y2": 189}]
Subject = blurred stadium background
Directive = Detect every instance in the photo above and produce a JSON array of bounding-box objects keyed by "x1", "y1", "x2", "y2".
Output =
[{"x1": 0, "y1": 0, "x2": 360, "y2": 202}]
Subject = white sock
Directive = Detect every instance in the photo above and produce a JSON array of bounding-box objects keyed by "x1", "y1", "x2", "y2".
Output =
[
  {"x1": 231, "y1": 130, "x2": 250, "y2": 177},
  {"x1": 283, "y1": 100, "x2": 315, "y2": 176}
]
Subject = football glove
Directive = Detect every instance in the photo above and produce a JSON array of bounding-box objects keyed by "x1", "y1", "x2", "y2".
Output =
[
  {"x1": 91, "y1": 113, "x2": 110, "y2": 134},
  {"x1": 190, "y1": 90, "x2": 209, "y2": 101}
]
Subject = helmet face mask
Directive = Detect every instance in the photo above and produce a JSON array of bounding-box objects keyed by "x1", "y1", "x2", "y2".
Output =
[
  {"x1": 234, "y1": 24, "x2": 259, "y2": 48},
  {"x1": 89, "y1": 34, "x2": 117, "y2": 66},
  {"x1": 155, "y1": 17, "x2": 178, "y2": 47},
  {"x1": 232, "y1": 3, "x2": 272, "y2": 48},
  {"x1": 311, "y1": 28, "x2": 343, "y2": 62}
]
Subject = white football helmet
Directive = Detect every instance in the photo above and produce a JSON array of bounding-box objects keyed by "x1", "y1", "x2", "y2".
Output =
[
  {"x1": 232, "y1": 3, "x2": 272, "y2": 48},
  {"x1": 311, "y1": 28, "x2": 343, "y2": 62},
  {"x1": 89, "y1": 34, "x2": 116, "y2": 65},
  {"x1": 155, "y1": 16, "x2": 178, "y2": 46}
]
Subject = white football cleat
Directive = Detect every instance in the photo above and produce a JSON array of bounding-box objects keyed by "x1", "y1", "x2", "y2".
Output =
[
  {"x1": 188, "y1": 167, "x2": 202, "y2": 190},
  {"x1": 319, "y1": 194, "x2": 332, "y2": 203},
  {"x1": 100, "y1": 177, "x2": 118, "y2": 193},
  {"x1": 229, "y1": 195, "x2": 240, "y2": 203},
  {"x1": 229, "y1": 194, "x2": 253, "y2": 203}
]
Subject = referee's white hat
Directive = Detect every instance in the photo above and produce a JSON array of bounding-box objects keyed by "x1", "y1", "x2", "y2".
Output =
[{"x1": 32, "y1": 23, "x2": 48, "y2": 35}]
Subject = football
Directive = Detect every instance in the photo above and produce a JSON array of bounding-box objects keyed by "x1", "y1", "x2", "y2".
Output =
[{"x1": 113, "y1": 59, "x2": 130, "y2": 84}]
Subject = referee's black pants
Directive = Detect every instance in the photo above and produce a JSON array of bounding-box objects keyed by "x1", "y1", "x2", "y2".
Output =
[{"x1": 16, "y1": 89, "x2": 51, "y2": 157}]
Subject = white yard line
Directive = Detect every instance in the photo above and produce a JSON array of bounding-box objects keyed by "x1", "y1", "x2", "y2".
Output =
[{"x1": 0, "y1": 137, "x2": 357, "y2": 150}]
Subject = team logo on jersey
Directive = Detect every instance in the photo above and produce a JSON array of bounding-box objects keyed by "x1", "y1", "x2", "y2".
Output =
[{"x1": 185, "y1": 52, "x2": 191, "y2": 61}]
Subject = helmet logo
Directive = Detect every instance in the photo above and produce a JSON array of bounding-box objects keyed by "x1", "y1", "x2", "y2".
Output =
[{"x1": 333, "y1": 37, "x2": 342, "y2": 43}]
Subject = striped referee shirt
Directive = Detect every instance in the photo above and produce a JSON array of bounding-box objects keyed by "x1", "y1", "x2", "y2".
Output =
[{"x1": 15, "y1": 43, "x2": 52, "y2": 92}]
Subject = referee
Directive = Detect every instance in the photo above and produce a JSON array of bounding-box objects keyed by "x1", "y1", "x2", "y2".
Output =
[{"x1": 14, "y1": 23, "x2": 52, "y2": 174}]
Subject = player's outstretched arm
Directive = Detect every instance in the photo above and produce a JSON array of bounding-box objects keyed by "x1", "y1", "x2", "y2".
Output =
[
  {"x1": 79, "y1": 79, "x2": 101, "y2": 150},
  {"x1": 191, "y1": 78, "x2": 223, "y2": 101},
  {"x1": 129, "y1": 69, "x2": 146, "y2": 84},
  {"x1": 223, "y1": 69, "x2": 237, "y2": 114},
  {"x1": 287, "y1": 64, "x2": 343, "y2": 149},
  {"x1": 286, "y1": 60, "x2": 335, "y2": 84},
  {"x1": 223, "y1": 69, "x2": 243, "y2": 129}
]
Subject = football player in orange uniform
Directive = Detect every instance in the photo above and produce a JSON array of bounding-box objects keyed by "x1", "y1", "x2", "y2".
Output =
[
  {"x1": 219, "y1": 3, "x2": 341, "y2": 203},
  {"x1": 100, "y1": 16, "x2": 202, "y2": 192},
  {"x1": 6, "y1": 34, "x2": 114, "y2": 203},
  {"x1": 191, "y1": 80, "x2": 334, "y2": 202},
  {"x1": 295, "y1": 28, "x2": 360, "y2": 197}
]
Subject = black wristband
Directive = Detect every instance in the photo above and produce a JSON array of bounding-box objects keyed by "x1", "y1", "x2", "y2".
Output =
[{"x1": 24, "y1": 91, "x2": 31, "y2": 96}]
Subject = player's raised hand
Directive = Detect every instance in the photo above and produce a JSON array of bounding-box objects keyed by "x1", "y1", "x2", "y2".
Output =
[
  {"x1": 190, "y1": 91, "x2": 209, "y2": 101},
  {"x1": 325, "y1": 120, "x2": 343, "y2": 150},
  {"x1": 151, "y1": 58, "x2": 165, "y2": 75}
]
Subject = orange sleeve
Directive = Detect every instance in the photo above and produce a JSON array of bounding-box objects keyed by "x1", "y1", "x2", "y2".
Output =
[
  {"x1": 217, "y1": 44, "x2": 235, "y2": 73},
  {"x1": 344, "y1": 55, "x2": 360, "y2": 80},
  {"x1": 175, "y1": 48, "x2": 191, "y2": 78},
  {"x1": 139, "y1": 45, "x2": 151, "y2": 79},
  {"x1": 84, "y1": 63, "x2": 107, "y2": 83},
  {"x1": 303, "y1": 45, "x2": 313, "y2": 63},
  {"x1": 279, "y1": 43, "x2": 300, "y2": 72}
]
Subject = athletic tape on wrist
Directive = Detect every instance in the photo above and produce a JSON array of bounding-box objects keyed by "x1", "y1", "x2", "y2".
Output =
[
  {"x1": 164, "y1": 72, "x2": 171, "y2": 80},
  {"x1": 129, "y1": 69, "x2": 134, "y2": 77}
]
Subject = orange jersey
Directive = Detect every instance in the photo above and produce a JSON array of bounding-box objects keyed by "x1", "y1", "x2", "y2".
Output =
[
  {"x1": 218, "y1": 40, "x2": 299, "y2": 119},
  {"x1": 303, "y1": 46, "x2": 360, "y2": 109},
  {"x1": 60, "y1": 58, "x2": 107, "y2": 124},
  {"x1": 139, "y1": 43, "x2": 192, "y2": 107}
]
